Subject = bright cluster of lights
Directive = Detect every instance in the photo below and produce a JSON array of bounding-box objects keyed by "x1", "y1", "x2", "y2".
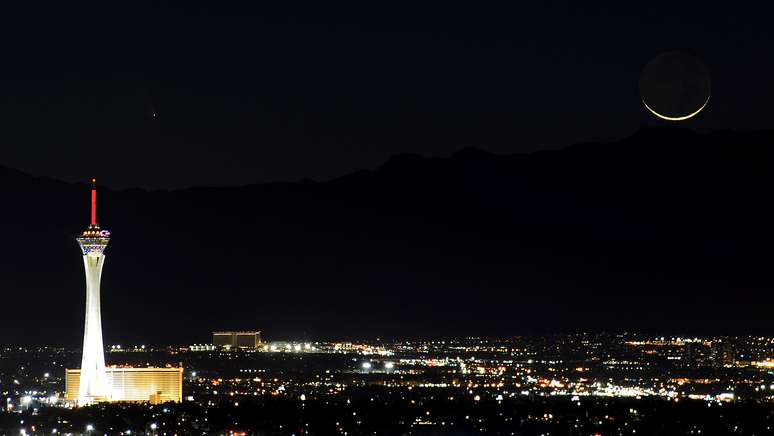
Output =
[
  {"x1": 265, "y1": 342, "x2": 314, "y2": 353},
  {"x1": 361, "y1": 361, "x2": 396, "y2": 371}
]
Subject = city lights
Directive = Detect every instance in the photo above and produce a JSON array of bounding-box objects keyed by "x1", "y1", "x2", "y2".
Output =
[
  {"x1": 3, "y1": 334, "x2": 774, "y2": 433},
  {"x1": 0, "y1": 3, "x2": 769, "y2": 435}
]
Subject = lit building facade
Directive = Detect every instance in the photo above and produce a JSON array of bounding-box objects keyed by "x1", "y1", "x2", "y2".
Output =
[
  {"x1": 66, "y1": 367, "x2": 183, "y2": 404},
  {"x1": 213, "y1": 331, "x2": 262, "y2": 349},
  {"x1": 75, "y1": 180, "x2": 111, "y2": 405}
]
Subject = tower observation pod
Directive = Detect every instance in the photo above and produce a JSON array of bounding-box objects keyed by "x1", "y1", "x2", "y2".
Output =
[{"x1": 75, "y1": 179, "x2": 111, "y2": 405}]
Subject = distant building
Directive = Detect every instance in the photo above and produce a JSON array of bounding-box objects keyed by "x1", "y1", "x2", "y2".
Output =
[
  {"x1": 213, "y1": 331, "x2": 262, "y2": 349},
  {"x1": 711, "y1": 340, "x2": 735, "y2": 367},
  {"x1": 66, "y1": 367, "x2": 183, "y2": 404}
]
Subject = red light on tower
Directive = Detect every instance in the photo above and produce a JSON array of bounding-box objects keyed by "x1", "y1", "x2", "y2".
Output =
[{"x1": 91, "y1": 178, "x2": 97, "y2": 226}]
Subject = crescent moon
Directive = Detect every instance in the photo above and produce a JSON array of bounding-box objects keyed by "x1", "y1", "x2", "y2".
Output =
[{"x1": 642, "y1": 93, "x2": 710, "y2": 121}]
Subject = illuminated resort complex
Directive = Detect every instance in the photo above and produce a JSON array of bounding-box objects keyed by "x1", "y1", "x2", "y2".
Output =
[
  {"x1": 65, "y1": 367, "x2": 183, "y2": 404},
  {"x1": 68, "y1": 181, "x2": 182, "y2": 405}
]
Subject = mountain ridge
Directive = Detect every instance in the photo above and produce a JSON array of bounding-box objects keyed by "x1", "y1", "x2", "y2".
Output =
[{"x1": 2, "y1": 127, "x2": 774, "y2": 346}]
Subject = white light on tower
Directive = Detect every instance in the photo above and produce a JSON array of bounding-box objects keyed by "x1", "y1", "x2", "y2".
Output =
[{"x1": 76, "y1": 179, "x2": 111, "y2": 405}]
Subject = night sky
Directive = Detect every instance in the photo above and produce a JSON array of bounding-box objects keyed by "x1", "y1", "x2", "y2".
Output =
[
  {"x1": 0, "y1": 2, "x2": 772, "y2": 188},
  {"x1": 0, "y1": 3, "x2": 774, "y2": 344}
]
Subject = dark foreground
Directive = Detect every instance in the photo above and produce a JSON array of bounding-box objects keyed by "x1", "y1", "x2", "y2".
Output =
[{"x1": 3, "y1": 393, "x2": 774, "y2": 435}]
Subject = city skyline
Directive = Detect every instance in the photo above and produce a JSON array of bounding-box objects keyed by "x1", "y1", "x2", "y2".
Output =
[
  {"x1": 1, "y1": 2, "x2": 774, "y2": 433},
  {"x1": 4, "y1": 333, "x2": 774, "y2": 433}
]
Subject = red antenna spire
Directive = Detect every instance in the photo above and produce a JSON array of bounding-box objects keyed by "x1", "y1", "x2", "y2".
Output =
[{"x1": 91, "y1": 178, "x2": 97, "y2": 226}]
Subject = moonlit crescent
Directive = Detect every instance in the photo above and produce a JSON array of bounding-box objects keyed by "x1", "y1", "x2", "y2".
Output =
[{"x1": 642, "y1": 94, "x2": 710, "y2": 121}]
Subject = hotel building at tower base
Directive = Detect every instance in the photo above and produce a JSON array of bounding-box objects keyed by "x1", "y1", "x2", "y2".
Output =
[{"x1": 65, "y1": 367, "x2": 183, "y2": 404}]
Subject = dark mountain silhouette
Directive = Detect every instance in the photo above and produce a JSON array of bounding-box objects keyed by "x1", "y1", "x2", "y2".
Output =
[{"x1": 3, "y1": 127, "x2": 774, "y2": 346}]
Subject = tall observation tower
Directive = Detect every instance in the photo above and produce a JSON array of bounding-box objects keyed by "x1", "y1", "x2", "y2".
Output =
[
  {"x1": 75, "y1": 179, "x2": 111, "y2": 405},
  {"x1": 64, "y1": 183, "x2": 182, "y2": 405}
]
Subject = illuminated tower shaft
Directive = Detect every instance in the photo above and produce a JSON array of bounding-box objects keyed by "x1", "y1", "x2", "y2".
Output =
[{"x1": 76, "y1": 180, "x2": 111, "y2": 405}]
